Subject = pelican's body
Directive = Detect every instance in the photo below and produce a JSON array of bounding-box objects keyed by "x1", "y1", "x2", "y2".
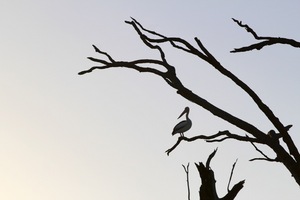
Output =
[{"x1": 172, "y1": 107, "x2": 192, "y2": 137}]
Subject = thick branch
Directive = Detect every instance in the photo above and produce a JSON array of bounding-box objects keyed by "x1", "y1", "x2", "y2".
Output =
[
  {"x1": 80, "y1": 18, "x2": 300, "y2": 185},
  {"x1": 177, "y1": 88, "x2": 267, "y2": 140},
  {"x1": 82, "y1": 19, "x2": 268, "y2": 144},
  {"x1": 221, "y1": 180, "x2": 245, "y2": 200},
  {"x1": 127, "y1": 18, "x2": 290, "y2": 148},
  {"x1": 196, "y1": 150, "x2": 219, "y2": 200},
  {"x1": 196, "y1": 150, "x2": 245, "y2": 200},
  {"x1": 231, "y1": 18, "x2": 300, "y2": 163}
]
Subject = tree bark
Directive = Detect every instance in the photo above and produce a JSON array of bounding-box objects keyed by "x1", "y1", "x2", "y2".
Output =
[{"x1": 195, "y1": 150, "x2": 245, "y2": 200}]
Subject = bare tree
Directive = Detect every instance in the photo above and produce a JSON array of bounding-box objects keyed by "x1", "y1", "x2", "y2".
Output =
[{"x1": 79, "y1": 18, "x2": 300, "y2": 190}]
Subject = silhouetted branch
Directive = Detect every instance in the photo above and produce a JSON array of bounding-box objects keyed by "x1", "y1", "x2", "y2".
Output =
[
  {"x1": 206, "y1": 148, "x2": 218, "y2": 168},
  {"x1": 79, "y1": 44, "x2": 184, "y2": 89},
  {"x1": 227, "y1": 159, "x2": 238, "y2": 192},
  {"x1": 129, "y1": 17, "x2": 192, "y2": 54},
  {"x1": 80, "y1": 18, "x2": 300, "y2": 185},
  {"x1": 230, "y1": 18, "x2": 300, "y2": 164},
  {"x1": 221, "y1": 180, "x2": 245, "y2": 200},
  {"x1": 182, "y1": 163, "x2": 191, "y2": 200},
  {"x1": 249, "y1": 135, "x2": 271, "y2": 158},
  {"x1": 249, "y1": 157, "x2": 278, "y2": 162},
  {"x1": 92, "y1": 44, "x2": 115, "y2": 62},
  {"x1": 248, "y1": 138, "x2": 278, "y2": 162},
  {"x1": 82, "y1": 19, "x2": 270, "y2": 144},
  {"x1": 166, "y1": 130, "x2": 263, "y2": 156},
  {"x1": 231, "y1": 18, "x2": 300, "y2": 53},
  {"x1": 196, "y1": 150, "x2": 245, "y2": 200},
  {"x1": 79, "y1": 59, "x2": 163, "y2": 75},
  {"x1": 268, "y1": 124, "x2": 293, "y2": 139}
]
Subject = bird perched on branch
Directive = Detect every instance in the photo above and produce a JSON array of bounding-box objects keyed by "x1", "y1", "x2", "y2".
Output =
[
  {"x1": 172, "y1": 107, "x2": 192, "y2": 137},
  {"x1": 267, "y1": 125, "x2": 293, "y2": 139}
]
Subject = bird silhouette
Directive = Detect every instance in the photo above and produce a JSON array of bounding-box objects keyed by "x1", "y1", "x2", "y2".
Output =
[{"x1": 172, "y1": 107, "x2": 192, "y2": 137}]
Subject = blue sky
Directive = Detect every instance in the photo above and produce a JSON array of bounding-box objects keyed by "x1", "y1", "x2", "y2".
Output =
[{"x1": 1, "y1": 1, "x2": 300, "y2": 199}]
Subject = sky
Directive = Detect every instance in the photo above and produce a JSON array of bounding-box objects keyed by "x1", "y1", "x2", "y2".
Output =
[{"x1": 1, "y1": 1, "x2": 300, "y2": 199}]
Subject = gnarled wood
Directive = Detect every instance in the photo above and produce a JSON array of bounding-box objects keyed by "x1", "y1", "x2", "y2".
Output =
[{"x1": 195, "y1": 149, "x2": 244, "y2": 200}]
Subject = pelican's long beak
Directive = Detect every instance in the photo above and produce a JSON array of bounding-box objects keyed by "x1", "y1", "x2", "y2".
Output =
[{"x1": 178, "y1": 108, "x2": 187, "y2": 119}]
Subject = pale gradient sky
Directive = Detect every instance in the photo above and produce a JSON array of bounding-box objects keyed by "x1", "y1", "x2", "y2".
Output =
[{"x1": 1, "y1": 1, "x2": 300, "y2": 200}]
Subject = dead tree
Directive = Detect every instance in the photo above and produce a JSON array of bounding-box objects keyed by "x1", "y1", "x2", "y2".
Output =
[
  {"x1": 193, "y1": 149, "x2": 244, "y2": 200},
  {"x1": 79, "y1": 18, "x2": 300, "y2": 186}
]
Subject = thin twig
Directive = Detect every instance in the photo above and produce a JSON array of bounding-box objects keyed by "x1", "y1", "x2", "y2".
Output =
[
  {"x1": 227, "y1": 159, "x2": 238, "y2": 192},
  {"x1": 182, "y1": 163, "x2": 190, "y2": 200},
  {"x1": 247, "y1": 135, "x2": 277, "y2": 162}
]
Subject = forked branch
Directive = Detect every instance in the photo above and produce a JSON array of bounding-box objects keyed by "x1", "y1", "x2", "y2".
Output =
[
  {"x1": 248, "y1": 137, "x2": 278, "y2": 162},
  {"x1": 80, "y1": 18, "x2": 300, "y2": 185},
  {"x1": 231, "y1": 18, "x2": 300, "y2": 53},
  {"x1": 165, "y1": 130, "x2": 263, "y2": 156},
  {"x1": 196, "y1": 149, "x2": 245, "y2": 200}
]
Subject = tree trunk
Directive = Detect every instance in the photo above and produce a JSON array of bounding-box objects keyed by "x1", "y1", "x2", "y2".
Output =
[
  {"x1": 195, "y1": 150, "x2": 245, "y2": 200},
  {"x1": 196, "y1": 162, "x2": 219, "y2": 200}
]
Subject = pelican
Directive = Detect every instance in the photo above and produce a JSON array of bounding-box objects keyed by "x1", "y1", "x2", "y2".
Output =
[{"x1": 172, "y1": 107, "x2": 192, "y2": 137}]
